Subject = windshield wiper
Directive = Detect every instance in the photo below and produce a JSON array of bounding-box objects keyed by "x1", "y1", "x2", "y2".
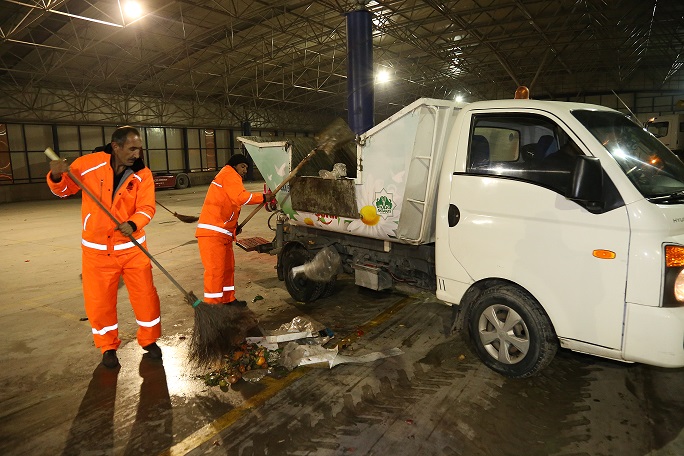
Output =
[{"x1": 648, "y1": 190, "x2": 684, "y2": 203}]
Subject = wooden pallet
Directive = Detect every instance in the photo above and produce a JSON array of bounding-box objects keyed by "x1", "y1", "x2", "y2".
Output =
[{"x1": 236, "y1": 236, "x2": 271, "y2": 252}]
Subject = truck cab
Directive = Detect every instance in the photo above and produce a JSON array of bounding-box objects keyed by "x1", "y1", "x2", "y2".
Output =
[{"x1": 437, "y1": 100, "x2": 684, "y2": 377}]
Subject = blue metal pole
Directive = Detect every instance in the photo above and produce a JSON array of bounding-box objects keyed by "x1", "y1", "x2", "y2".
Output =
[{"x1": 346, "y1": 9, "x2": 374, "y2": 135}]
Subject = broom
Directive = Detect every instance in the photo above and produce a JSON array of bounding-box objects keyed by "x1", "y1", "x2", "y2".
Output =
[
  {"x1": 237, "y1": 117, "x2": 357, "y2": 231},
  {"x1": 44, "y1": 147, "x2": 231, "y2": 366},
  {"x1": 156, "y1": 201, "x2": 199, "y2": 223}
]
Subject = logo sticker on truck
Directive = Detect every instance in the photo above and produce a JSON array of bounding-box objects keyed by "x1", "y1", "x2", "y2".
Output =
[{"x1": 374, "y1": 189, "x2": 395, "y2": 218}]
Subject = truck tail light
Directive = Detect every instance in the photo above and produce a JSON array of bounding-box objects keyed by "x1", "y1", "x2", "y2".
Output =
[{"x1": 663, "y1": 245, "x2": 684, "y2": 307}]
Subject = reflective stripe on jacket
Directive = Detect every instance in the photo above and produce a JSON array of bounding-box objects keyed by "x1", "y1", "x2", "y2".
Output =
[
  {"x1": 46, "y1": 151, "x2": 156, "y2": 252},
  {"x1": 195, "y1": 165, "x2": 264, "y2": 239}
]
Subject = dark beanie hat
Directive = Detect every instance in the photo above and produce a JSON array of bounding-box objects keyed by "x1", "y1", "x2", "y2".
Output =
[{"x1": 227, "y1": 154, "x2": 249, "y2": 167}]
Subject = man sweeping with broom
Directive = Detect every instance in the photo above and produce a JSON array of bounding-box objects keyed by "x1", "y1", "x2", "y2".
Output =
[
  {"x1": 47, "y1": 126, "x2": 163, "y2": 369},
  {"x1": 195, "y1": 154, "x2": 273, "y2": 306}
]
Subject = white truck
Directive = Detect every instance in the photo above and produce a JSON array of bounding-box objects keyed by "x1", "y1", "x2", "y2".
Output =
[
  {"x1": 643, "y1": 113, "x2": 684, "y2": 157},
  {"x1": 238, "y1": 97, "x2": 684, "y2": 378}
]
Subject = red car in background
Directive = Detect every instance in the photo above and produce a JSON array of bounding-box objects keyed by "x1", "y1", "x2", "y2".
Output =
[{"x1": 153, "y1": 172, "x2": 190, "y2": 190}]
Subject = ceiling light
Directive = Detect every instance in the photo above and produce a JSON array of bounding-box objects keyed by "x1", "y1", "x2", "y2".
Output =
[
  {"x1": 123, "y1": 2, "x2": 142, "y2": 19},
  {"x1": 454, "y1": 95, "x2": 463, "y2": 102},
  {"x1": 376, "y1": 70, "x2": 390, "y2": 84}
]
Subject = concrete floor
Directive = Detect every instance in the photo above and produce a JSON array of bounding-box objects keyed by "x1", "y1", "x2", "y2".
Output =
[{"x1": 1, "y1": 183, "x2": 683, "y2": 456}]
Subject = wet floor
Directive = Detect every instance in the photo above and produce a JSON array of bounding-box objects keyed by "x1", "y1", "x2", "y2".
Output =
[{"x1": 1, "y1": 184, "x2": 683, "y2": 456}]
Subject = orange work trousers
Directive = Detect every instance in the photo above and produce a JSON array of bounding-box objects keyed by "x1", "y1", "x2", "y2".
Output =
[
  {"x1": 82, "y1": 247, "x2": 161, "y2": 353},
  {"x1": 197, "y1": 236, "x2": 235, "y2": 304}
]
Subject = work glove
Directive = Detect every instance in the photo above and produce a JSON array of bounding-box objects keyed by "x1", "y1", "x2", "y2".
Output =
[
  {"x1": 235, "y1": 225, "x2": 243, "y2": 236},
  {"x1": 117, "y1": 221, "x2": 136, "y2": 236},
  {"x1": 263, "y1": 187, "x2": 277, "y2": 212}
]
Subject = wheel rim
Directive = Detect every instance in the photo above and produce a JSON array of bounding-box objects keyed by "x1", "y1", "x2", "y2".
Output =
[{"x1": 477, "y1": 304, "x2": 530, "y2": 364}]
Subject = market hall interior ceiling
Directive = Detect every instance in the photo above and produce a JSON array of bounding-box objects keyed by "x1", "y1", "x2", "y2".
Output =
[{"x1": 0, "y1": 0, "x2": 683, "y2": 131}]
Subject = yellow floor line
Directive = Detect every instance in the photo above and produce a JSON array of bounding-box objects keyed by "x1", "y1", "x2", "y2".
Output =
[{"x1": 160, "y1": 294, "x2": 416, "y2": 455}]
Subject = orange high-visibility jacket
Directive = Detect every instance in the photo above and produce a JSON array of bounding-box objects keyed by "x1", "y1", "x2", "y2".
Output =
[
  {"x1": 195, "y1": 165, "x2": 264, "y2": 239},
  {"x1": 47, "y1": 151, "x2": 156, "y2": 252}
]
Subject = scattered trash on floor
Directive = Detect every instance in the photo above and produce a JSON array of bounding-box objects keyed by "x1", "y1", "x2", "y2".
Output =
[
  {"x1": 79, "y1": 317, "x2": 88, "y2": 321},
  {"x1": 198, "y1": 315, "x2": 401, "y2": 390},
  {"x1": 251, "y1": 295, "x2": 264, "y2": 303}
]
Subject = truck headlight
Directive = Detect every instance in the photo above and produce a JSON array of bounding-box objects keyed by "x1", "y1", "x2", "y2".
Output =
[{"x1": 663, "y1": 245, "x2": 684, "y2": 307}]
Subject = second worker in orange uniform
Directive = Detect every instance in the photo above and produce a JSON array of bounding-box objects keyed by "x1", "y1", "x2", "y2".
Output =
[{"x1": 195, "y1": 154, "x2": 272, "y2": 305}]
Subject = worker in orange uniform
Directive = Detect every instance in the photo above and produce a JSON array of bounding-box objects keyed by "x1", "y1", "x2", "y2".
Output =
[
  {"x1": 47, "y1": 126, "x2": 163, "y2": 369},
  {"x1": 196, "y1": 154, "x2": 273, "y2": 305}
]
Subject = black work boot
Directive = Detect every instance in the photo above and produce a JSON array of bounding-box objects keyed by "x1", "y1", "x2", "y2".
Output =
[
  {"x1": 102, "y1": 349, "x2": 120, "y2": 368},
  {"x1": 143, "y1": 342, "x2": 162, "y2": 359}
]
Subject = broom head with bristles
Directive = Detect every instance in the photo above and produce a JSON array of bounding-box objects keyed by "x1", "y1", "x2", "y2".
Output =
[
  {"x1": 188, "y1": 301, "x2": 260, "y2": 367},
  {"x1": 174, "y1": 212, "x2": 199, "y2": 223}
]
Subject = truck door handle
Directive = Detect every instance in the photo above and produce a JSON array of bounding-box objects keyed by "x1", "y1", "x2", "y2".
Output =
[{"x1": 448, "y1": 204, "x2": 460, "y2": 227}]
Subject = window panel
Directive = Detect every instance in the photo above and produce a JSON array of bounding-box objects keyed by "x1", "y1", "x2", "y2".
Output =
[
  {"x1": 166, "y1": 128, "x2": 183, "y2": 149},
  {"x1": 57, "y1": 125, "x2": 79, "y2": 151},
  {"x1": 215, "y1": 129, "x2": 230, "y2": 149},
  {"x1": 147, "y1": 149, "x2": 167, "y2": 172},
  {"x1": 188, "y1": 148, "x2": 201, "y2": 170},
  {"x1": 25, "y1": 124, "x2": 53, "y2": 151},
  {"x1": 28, "y1": 151, "x2": 50, "y2": 180},
  {"x1": 10, "y1": 152, "x2": 28, "y2": 180},
  {"x1": 81, "y1": 126, "x2": 105, "y2": 152},
  {"x1": 7, "y1": 124, "x2": 25, "y2": 151},
  {"x1": 468, "y1": 114, "x2": 581, "y2": 196},
  {"x1": 146, "y1": 127, "x2": 165, "y2": 149},
  {"x1": 168, "y1": 150, "x2": 184, "y2": 171},
  {"x1": 187, "y1": 129, "x2": 200, "y2": 148}
]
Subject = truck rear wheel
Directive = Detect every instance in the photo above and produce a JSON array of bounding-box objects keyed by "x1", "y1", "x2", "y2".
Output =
[
  {"x1": 466, "y1": 285, "x2": 558, "y2": 378},
  {"x1": 175, "y1": 173, "x2": 190, "y2": 189},
  {"x1": 282, "y1": 246, "x2": 325, "y2": 303}
]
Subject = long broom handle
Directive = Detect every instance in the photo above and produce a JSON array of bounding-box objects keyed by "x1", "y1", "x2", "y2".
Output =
[
  {"x1": 45, "y1": 148, "x2": 198, "y2": 305},
  {"x1": 238, "y1": 149, "x2": 318, "y2": 230}
]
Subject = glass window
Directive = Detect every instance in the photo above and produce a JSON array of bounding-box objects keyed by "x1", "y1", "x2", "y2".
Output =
[
  {"x1": 146, "y1": 127, "x2": 165, "y2": 149},
  {"x1": 187, "y1": 129, "x2": 200, "y2": 148},
  {"x1": 7, "y1": 124, "x2": 25, "y2": 151},
  {"x1": 28, "y1": 151, "x2": 49, "y2": 180},
  {"x1": 147, "y1": 149, "x2": 167, "y2": 172},
  {"x1": 468, "y1": 114, "x2": 581, "y2": 196},
  {"x1": 646, "y1": 121, "x2": 669, "y2": 138},
  {"x1": 57, "y1": 125, "x2": 79, "y2": 151},
  {"x1": 168, "y1": 150, "x2": 184, "y2": 171},
  {"x1": 215, "y1": 129, "x2": 230, "y2": 149},
  {"x1": 188, "y1": 148, "x2": 202, "y2": 170},
  {"x1": 10, "y1": 152, "x2": 28, "y2": 181},
  {"x1": 25, "y1": 124, "x2": 53, "y2": 151},
  {"x1": 166, "y1": 128, "x2": 183, "y2": 149},
  {"x1": 81, "y1": 126, "x2": 105, "y2": 152},
  {"x1": 573, "y1": 109, "x2": 684, "y2": 199}
]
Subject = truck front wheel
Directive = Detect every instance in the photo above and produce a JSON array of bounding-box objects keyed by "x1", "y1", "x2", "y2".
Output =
[
  {"x1": 282, "y1": 246, "x2": 325, "y2": 303},
  {"x1": 467, "y1": 285, "x2": 558, "y2": 378}
]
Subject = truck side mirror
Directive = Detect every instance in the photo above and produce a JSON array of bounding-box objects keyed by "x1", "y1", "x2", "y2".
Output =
[{"x1": 568, "y1": 156, "x2": 603, "y2": 204}]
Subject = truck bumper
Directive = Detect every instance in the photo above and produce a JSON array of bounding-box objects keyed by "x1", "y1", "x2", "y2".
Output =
[{"x1": 623, "y1": 302, "x2": 684, "y2": 368}]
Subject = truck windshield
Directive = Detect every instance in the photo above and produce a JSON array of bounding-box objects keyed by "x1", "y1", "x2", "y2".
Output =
[{"x1": 573, "y1": 110, "x2": 684, "y2": 200}]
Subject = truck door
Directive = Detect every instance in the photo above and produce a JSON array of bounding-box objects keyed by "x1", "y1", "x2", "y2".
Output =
[{"x1": 446, "y1": 111, "x2": 631, "y2": 350}]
